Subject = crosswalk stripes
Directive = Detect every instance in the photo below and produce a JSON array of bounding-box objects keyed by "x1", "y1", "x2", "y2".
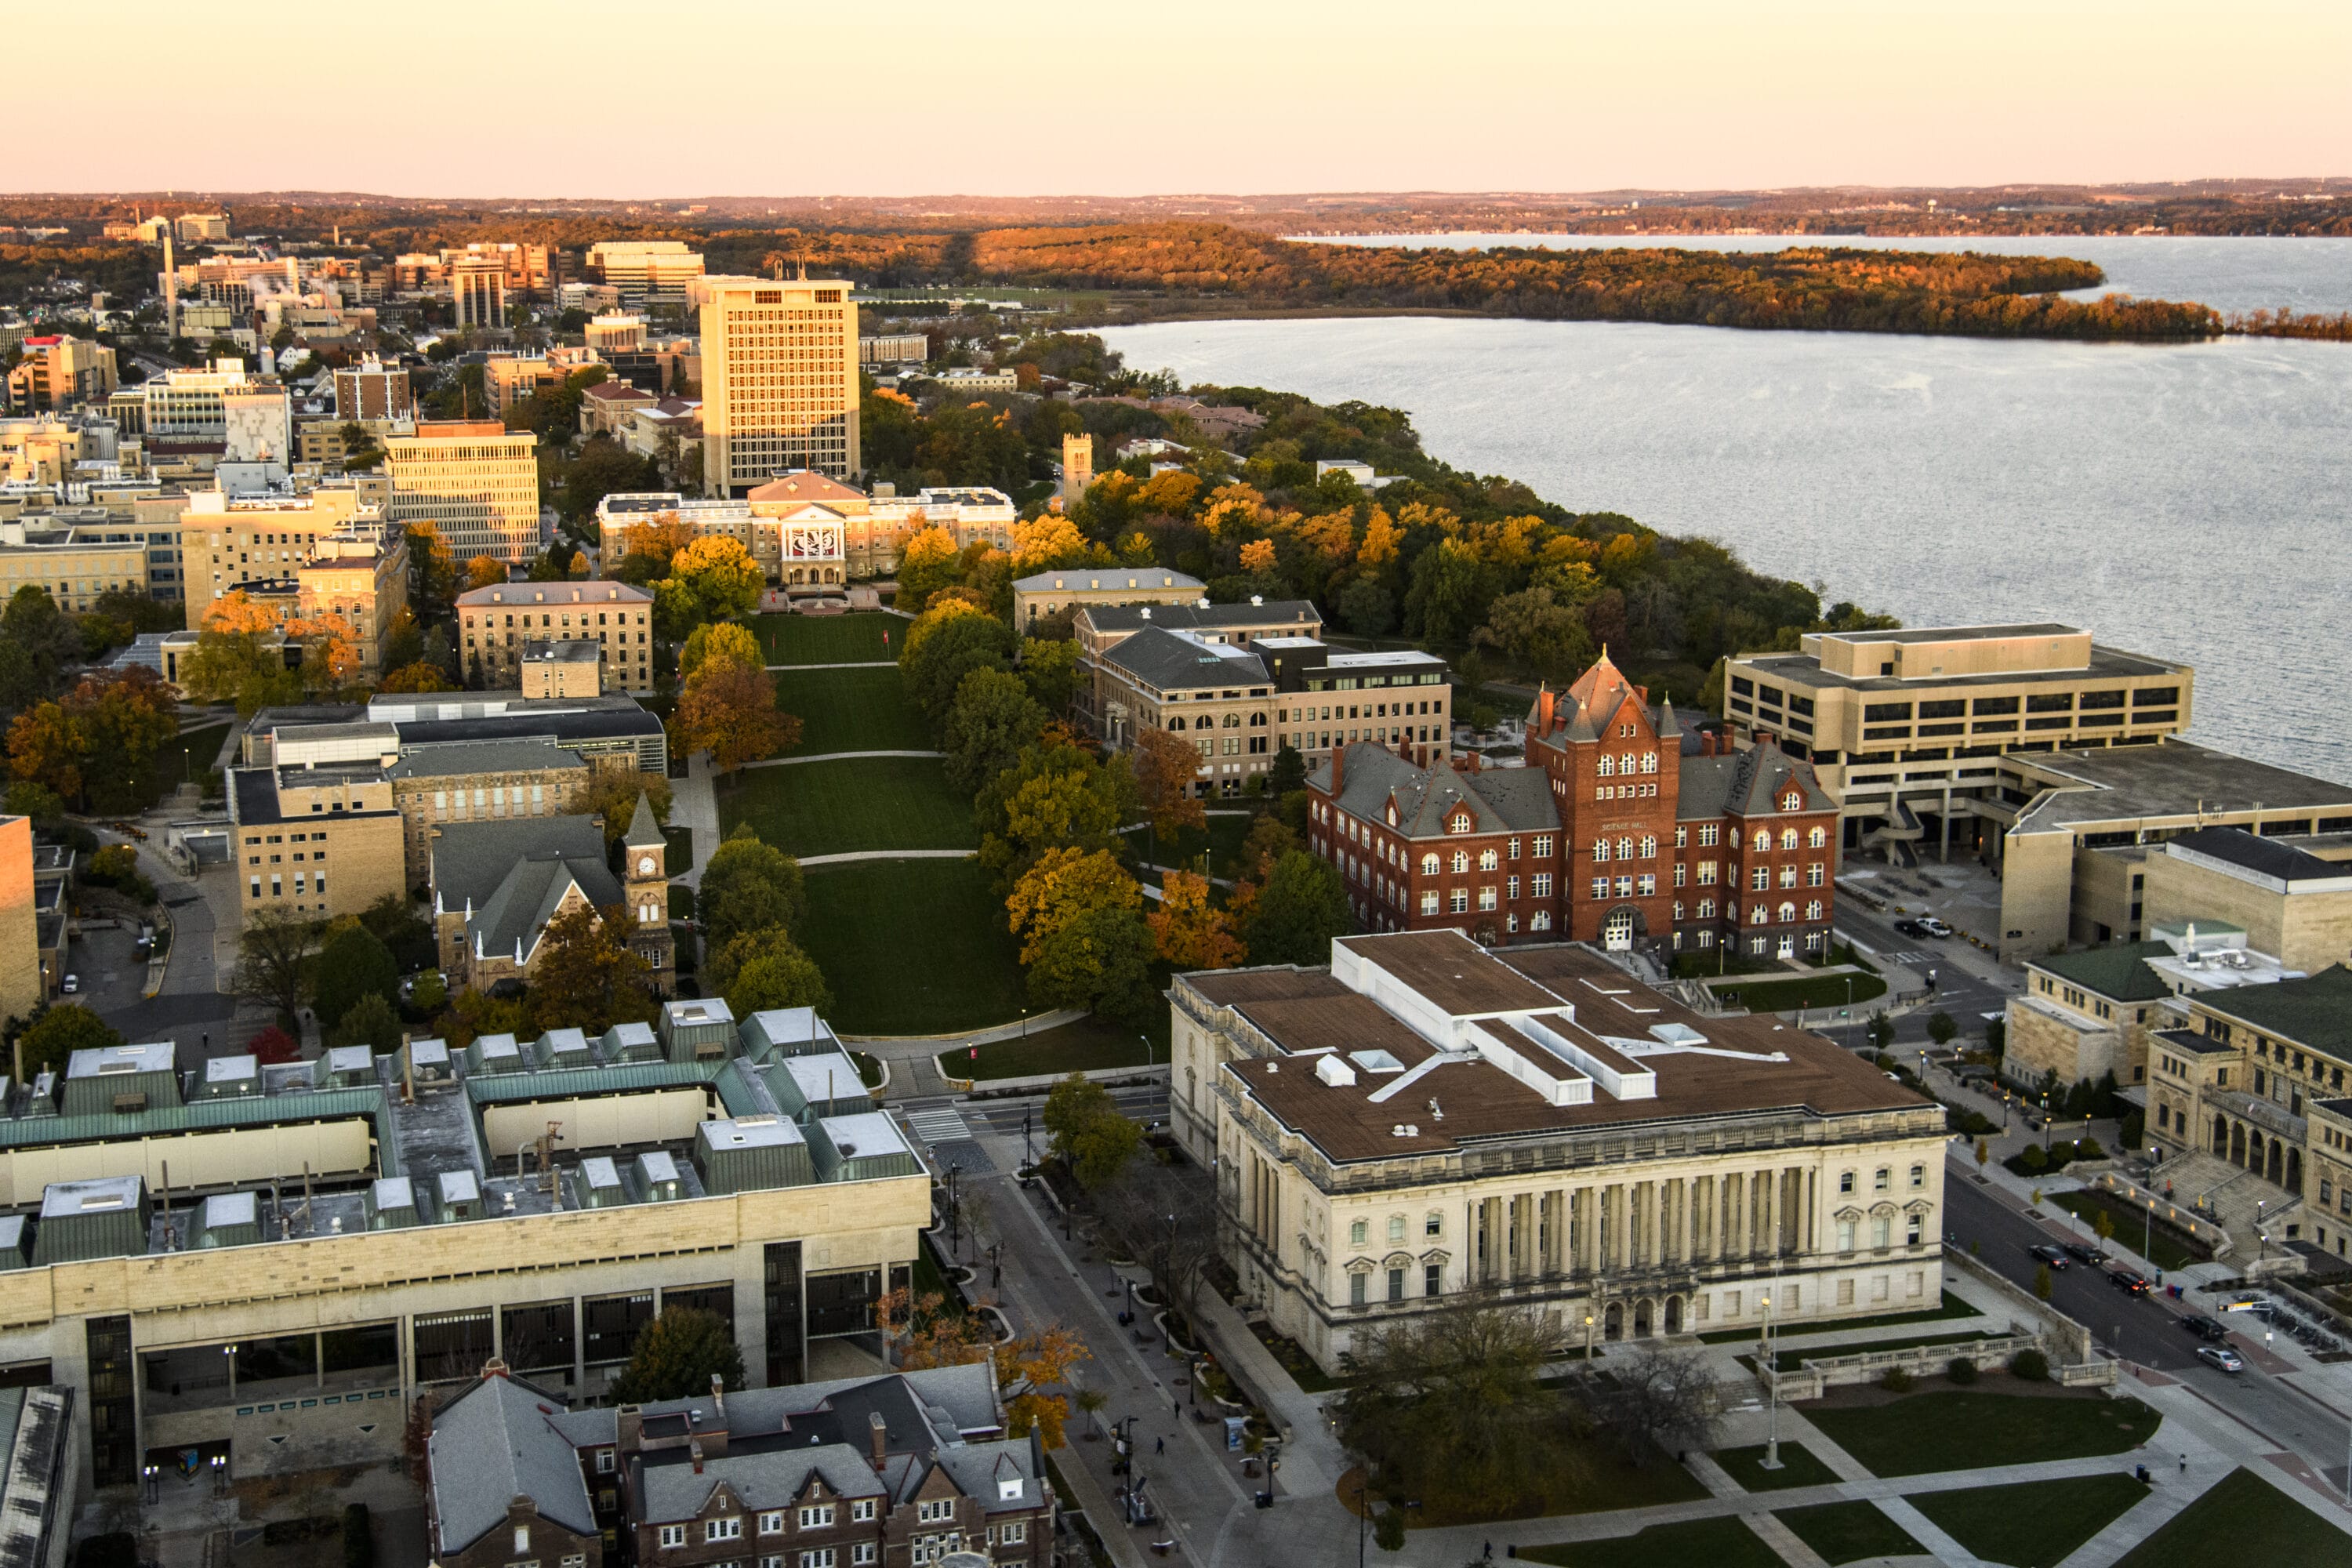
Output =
[{"x1": 900, "y1": 1104, "x2": 975, "y2": 1145}]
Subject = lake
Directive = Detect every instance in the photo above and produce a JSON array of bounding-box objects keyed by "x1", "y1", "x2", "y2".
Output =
[{"x1": 1099, "y1": 245, "x2": 2352, "y2": 780}]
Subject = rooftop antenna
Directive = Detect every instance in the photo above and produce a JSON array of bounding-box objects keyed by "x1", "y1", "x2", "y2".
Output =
[{"x1": 160, "y1": 1160, "x2": 177, "y2": 1252}]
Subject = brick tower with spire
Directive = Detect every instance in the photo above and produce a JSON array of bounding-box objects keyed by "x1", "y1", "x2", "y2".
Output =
[{"x1": 1523, "y1": 648, "x2": 1682, "y2": 948}]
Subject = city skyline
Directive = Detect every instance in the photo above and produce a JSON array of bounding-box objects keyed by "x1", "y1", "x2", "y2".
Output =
[{"x1": 10, "y1": 1, "x2": 2349, "y2": 198}]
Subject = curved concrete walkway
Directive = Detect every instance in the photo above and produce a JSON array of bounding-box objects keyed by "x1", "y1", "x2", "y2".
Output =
[
  {"x1": 739, "y1": 749, "x2": 946, "y2": 769},
  {"x1": 796, "y1": 848, "x2": 975, "y2": 867}
]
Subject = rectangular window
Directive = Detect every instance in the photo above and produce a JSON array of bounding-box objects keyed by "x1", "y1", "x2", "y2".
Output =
[
  {"x1": 797, "y1": 1506, "x2": 835, "y2": 1529},
  {"x1": 659, "y1": 1528, "x2": 687, "y2": 1549},
  {"x1": 708, "y1": 1519, "x2": 743, "y2": 1542},
  {"x1": 760, "y1": 1512, "x2": 784, "y2": 1535}
]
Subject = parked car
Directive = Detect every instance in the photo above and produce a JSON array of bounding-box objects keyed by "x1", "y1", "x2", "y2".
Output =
[
  {"x1": 2108, "y1": 1269, "x2": 2152, "y2": 1295},
  {"x1": 2178, "y1": 1316, "x2": 2230, "y2": 1342},
  {"x1": 2197, "y1": 1345, "x2": 2245, "y2": 1374},
  {"x1": 1917, "y1": 916, "x2": 1955, "y2": 937},
  {"x1": 1893, "y1": 918, "x2": 1929, "y2": 938},
  {"x1": 2028, "y1": 1244, "x2": 2069, "y2": 1269},
  {"x1": 2062, "y1": 1243, "x2": 2102, "y2": 1265},
  {"x1": 59, "y1": 973, "x2": 78, "y2": 994}
]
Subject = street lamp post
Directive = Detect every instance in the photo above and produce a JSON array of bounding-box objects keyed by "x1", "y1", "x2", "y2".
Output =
[{"x1": 1759, "y1": 1279, "x2": 1782, "y2": 1470}]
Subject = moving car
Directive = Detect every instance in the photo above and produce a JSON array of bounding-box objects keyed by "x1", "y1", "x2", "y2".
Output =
[
  {"x1": 2197, "y1": 1345, "x2": 2245, "y2": 1374},
  {"x1": 2028, "y1": 1244, "x2": 2069, "y2": 1269},
  {"x1": 1893, "y1": 918, "x2": 1929, "y2": 938},
  {"x1": 1917, "y1": 916, "x2": 1955, "y2": 937},
  {"x1": 2177, "y1": 1316, "x2": 2230, "y2": 1342},
  {"x1": 2062, "y1": 1243, "x2": 2102, "y2": 1265},
  {"x1": 2108, "y1": 1268, "x2": 2152, "y2": 1294},
  {"x1": 60, "y1": 974, "x2": 78, "y2": 994}
]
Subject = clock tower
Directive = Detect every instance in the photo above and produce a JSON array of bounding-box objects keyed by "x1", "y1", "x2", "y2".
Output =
[{"x1": 620, "y1": 789, "x2": 677, "y2": 993}]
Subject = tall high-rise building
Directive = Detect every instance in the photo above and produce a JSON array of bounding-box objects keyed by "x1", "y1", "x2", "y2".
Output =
[
  {"x1": 450, "y1": 254, "x2": 507, "y2": 330},
  {"x1": 387, "y1": 420, "x2": 542, "y2": 563},
  {"x1": 586, "y1": 240, "x2": 706, "y2": 310},
  {"x1": 4, "y1": 335, "x2": 118, "y2": 412},
  {"x1": 695, "y1": 275, "x2": 859, "y2": 495},
  {"x1": 332, "y1": 354, "x2": 413, "y2": 421}
]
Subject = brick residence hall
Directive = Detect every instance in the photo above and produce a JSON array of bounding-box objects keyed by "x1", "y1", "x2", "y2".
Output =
[{"x1": 1307, "y1": 653, "x2": 1840, "y2": 959}]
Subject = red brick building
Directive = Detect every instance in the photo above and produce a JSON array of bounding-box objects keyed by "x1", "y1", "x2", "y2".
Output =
[{"x1": 1306, "y1": 652, "x2": 1840, "y2": 960}]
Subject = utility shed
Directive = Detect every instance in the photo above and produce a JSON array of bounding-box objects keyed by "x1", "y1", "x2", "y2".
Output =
[
  {"x1": 635, "y1": 1150, "x2": 683, "y2": 1202},
  {"x1": 811, "y1": 1112, "x2": 923, "y2": 1183},
  {"x1": 692, "y1": 1116, "x2": 811, "y2": 1193},
  {"x1": 368, "y1": 1177, "x2": 419, "y2": 1230},
  {"x1": 325, "y1": 1045, "x2": 379, "y2": 1088},
  {"x1": 765, "y1": 1051, "x2": 869, "y2": 1119},
  {"x1": 659, "y1": 998, "x2": 735, "y2": 1063},
  {"x1": 534, "y1": 1029, "x2": 591, "y2": 1070},
  {"x1": 61, "y1": 1043, "x2": 181, "y2": 1117},
  {"x1": 198, "y1": 1054, "x2": 260, "y2": 1100},
  {"x1": 408, "y1": 1037, "x2": 453, "y2": 1084},
  {"x1": 739, "y1": 1006, "x2": 835, "y2": 1059},
  {"x1": 0, "y1": 1215, "x2": 26, "y2": 1270},
  {"x1": 600, "y1": 1021, "x2": 660, "y2": 1063},
  {"x1": 31, "y1": 1177, "x2": 148, "y2": 1265},
  {"x1": 437, "y1": 1170, "x2": 483, "y2": 1221},
  {"x1": 465, "y1": 1033, "x2": 524, "y2": 1076},
  {"x1": 568, "y1": 1156, "x2": 629, "y2": 1210},
  {"x1": 198, "y1": 1191, "x2": 261, "y2": 1248}
]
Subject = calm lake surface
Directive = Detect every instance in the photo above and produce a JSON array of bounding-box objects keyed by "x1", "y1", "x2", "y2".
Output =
[{"x1": 1101, "y1": 242, "x2": 2352, "y2": 779}]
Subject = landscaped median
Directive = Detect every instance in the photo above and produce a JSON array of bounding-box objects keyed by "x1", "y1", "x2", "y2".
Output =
[{"x1": 935, "y1": 1017, "x2": 1164, "y2": 1089}]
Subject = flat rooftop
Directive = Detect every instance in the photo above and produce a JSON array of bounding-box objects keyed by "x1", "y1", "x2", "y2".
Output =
[
  {"x1": 1819, "y1": 622, "x2": 2080, "y2": 645},
  {"x1": 2013, "y1": 739, "x2": 2352, "y2": 836},
  {"x1": 1738, "y1": 642, "x2": 2181, "y2": 695}
]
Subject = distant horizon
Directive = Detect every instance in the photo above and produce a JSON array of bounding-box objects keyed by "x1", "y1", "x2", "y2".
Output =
[{"x1": 16, "y1": 0, "x2": 2347, "y2": 197}]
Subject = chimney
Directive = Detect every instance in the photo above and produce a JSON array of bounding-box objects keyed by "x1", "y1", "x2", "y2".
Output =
[
  {"x1": 616, "y1": 1406, "x2": 645, "y2": 1455},
  {"x1": 1330, "y1": 744, "x2": 1345, "y2": 799},
  {"x1": 690, "y1": 1439, "x2": 704, "y2": 1475},
  {"x1": 710, "y1": 1374, "x2": 726, "y2": 1421},
  {"x1": 868, "y1": 1410, "x2": 888, "y2": 1472},
  {"x1": 1468, "y1": 751, "x2": 1483, "y2": 775},
  {"x1": 1537, "y1": 688, "x2": 1555, "y2": 734}
]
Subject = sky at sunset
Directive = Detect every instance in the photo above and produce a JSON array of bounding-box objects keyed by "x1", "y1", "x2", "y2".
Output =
[{"x1": 13, "y1": 0, "x2": 2349, "y2": 197}]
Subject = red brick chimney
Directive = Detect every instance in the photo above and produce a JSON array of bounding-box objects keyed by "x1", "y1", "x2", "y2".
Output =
[
  {"x1": 868, "y1": 1411, "x2": 888, "y2": 1472},
  {"x1": 1468, "y1": 751, "x2": 1483, "y2": 774},
  {"x1": 1537, "y1": 688, "x2": 1555, "y2": 735},
  {"x1": 690, "y1": 1439, "x2": 704, "y2": 1475}
]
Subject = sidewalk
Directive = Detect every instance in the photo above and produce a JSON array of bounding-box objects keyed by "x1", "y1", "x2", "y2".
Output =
[{"x1": 671, "y1": 750, "x2": 720, "y2": 891}]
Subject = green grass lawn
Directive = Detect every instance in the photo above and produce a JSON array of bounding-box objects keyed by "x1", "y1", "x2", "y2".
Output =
[
  {"x1": 1773, "y1": 1501, "x2": 1922, "y2": 1565},
  {"x1": 146, "y1": 721, "x2": 232, "y2": 806},
  {"x1": 2049, "y1": 1189, "x2": 2212, "y2": 1271},
  {"x1": 1713, "y1": 1441, "x2": 1841, "y2": 1492},
  {"x1": 799, "y1": 859, "x2": 1025, "y2": 1034},
  {"x1": 941, "y1": 1016, "x2": 1160, "y2": 1082},
  {"x1": 1698, "y1": 1290, "x2": 1981, "y2": 1344},
  {"x1": 1520, "y1": 1516, "x2": 1784, "y2": 1568},
  {"x1": 2113, "y1": 1465, "x2": 2352, "y2": 1566},
  {"x1": 750, "y1": 612, "x2": 901, "y2": 665},
  {"x1": 1910, "y1": 1472, "x2": 2149, "y2": 1566},
  {"x1": 771, "y1": 665, "x2": 933, "y2": 755},
  {"x1": 718, "y1": 756, "x2": 975, "y2": 858},
  {"x1": 1803, "y1": 1392, "x2": 2161, "y2": 1479},
  {"x1": 1405, "y1": 1438, "x2": 1708, "y2": 1527},
  {"x1": 1715, "y1": 970, "x2": 1889, "y2": 1014},
  {"x1": 848, "y1": 1050, "x2": 884, "y2": 1088}
]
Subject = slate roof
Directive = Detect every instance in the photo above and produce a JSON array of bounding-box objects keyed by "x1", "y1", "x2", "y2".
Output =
[
  {"x1": 2168, "y1": 826, "x2": 2351, "y2": 885},
  {"x1": 2190, "y1": 965, "x2": 2352, "y2": 1057},
  {"x1": 623, "y1": 792, "x2": 666, "y2": 850},
  {"x1": 1082, "y1": 600, "x2": 1319, "y2": 634},
  {"x1": 1676, "y1": 739, "x2": 1831, "y2": 822},
  {"x1": 2029, "y1": 941, "x2": 2175, "y2": 1002},
  {"x1": 427, "y1": 1373, "x2": 595, "y2": 1554},
  {"x1": 387, "y1": 739, "x2": 588, "y2": 780},
  {"x1": 1102, "y1": 626, "x2": 1269, "y2": 691},
  {"x1": 1014, "y1": 568, "x2": 1202, "y2": 593},
  {"x1": 431, "y1": 815, "x2": 620, "y2": 963},
  {"x1": 1313, "y1": 744, "x2": 1559, "y2": 837},
  {"x1": 638, "y1": 1444, "x2": 886, "y2": 1522}
]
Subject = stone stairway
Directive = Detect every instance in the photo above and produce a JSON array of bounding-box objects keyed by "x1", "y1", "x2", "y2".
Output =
[{"x1": 2103, "y1": 1149, "x2": 2302, "y2": 1258}]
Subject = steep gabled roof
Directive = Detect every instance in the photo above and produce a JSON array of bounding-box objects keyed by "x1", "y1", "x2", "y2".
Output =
[
  {"x1": 623, "y1": 791, "x2": 666, "y2": 851},
  {"x1": 427, "y1": 1373, "x2": 595, "y2": 1554},
  {"x1": 1315, "y1": 744, "x2": 1560, "y2": 837}
]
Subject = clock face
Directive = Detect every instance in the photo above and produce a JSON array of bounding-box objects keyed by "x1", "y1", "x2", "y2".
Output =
[{"x1": 637, "y1": 855, "x2": 656, "y2": 876}]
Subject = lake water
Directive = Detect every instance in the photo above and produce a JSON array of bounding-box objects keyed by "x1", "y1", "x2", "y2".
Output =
[{"x1": 1100, "y1": 241, "x2": 2352, "y2": 780}]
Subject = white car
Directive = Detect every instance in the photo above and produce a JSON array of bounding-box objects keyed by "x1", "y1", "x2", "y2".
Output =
[
  {"x1": 2197, "y1": 1345, "x2": 2245, "y2": 1374},
  {"x1": 60, "y1": 974, "x2": 79, "y2": 994},
  {"x1": 1917, "y1": 916, "x2": 1955, "y2": 937}
]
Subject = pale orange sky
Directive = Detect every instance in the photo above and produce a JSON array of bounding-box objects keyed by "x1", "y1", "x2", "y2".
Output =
[{"x1": 13, "y1": 1, "x2": 2349, "y2": 197}]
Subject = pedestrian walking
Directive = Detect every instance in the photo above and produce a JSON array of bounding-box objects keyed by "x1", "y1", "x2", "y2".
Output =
[
  {"x1": 2179, "y1": 1453, "x2": 2187, "y2": 1472},
  {"x1": 1156, "y1": 1436, "x2": 1165, "y2": 1455}
]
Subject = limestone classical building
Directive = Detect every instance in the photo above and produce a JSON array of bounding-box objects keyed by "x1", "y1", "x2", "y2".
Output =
[
  {"x1": 1171, "y1": 930, "x2": 1947, "y2": 1371},
  {"x1": 458, "y1": 579, "x2": 655, "y2": 695},
  {"x1": 292, "y1": 529, "x2": 409, "y2": 676},
  {"x1": 247, "y1": 691, "x2": 669, "y2": 777},
  {"x1": 1059, "y1": 430, "x2": 1094, "y2": 503},
  {"x1": 0, "y1": 1010, "x2": 922, "y2": 1497},
  {"x1": 0, "y1": 531, "x2": 149, "y2": 615},
  {"x1": 596, "y1": 480, "x2": 860, "y2": 586},
  {"x1": 1011, "y1": 565, "x2": 1200, "y2": 631},
  {"x1": 694, "y1": 275, "x2": 858, "y2": 493},
  {"x1": 386, "y1": 420, "x2": 542, "y2": 564},
  {"x1": 520, "y1": 639, "x2": 605, "y2": 699},
  {"x1": 2138, "y1": 826, "x2": 2352, "y2": 975}
]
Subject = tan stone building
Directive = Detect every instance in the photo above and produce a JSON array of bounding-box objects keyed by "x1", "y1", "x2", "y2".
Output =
[
  {"x1": 5, "y1": 336, "x2": 118, "y2": 413},
  {"x1": 0, "y1": 532, "x2": 149, "y2": 614},
  {"x1": 1172, "y1": 930, "x2": 1948, "y2": 1371},
  {"x1": 1727, "y1": 623, "x2": 2192, "y2": 862},
  {"x1": 0, "y1": 1014, "x2": 923, "y2": 1497},
  {"x1": 179, "y1": 488, "x2": 368, "y2": 630},
  {"x1": 519, "y1": 639, "x2": 604, "y2": 699},
  {"x1": 1012, "y1": 564, "x2": 1200, "y2": 631},
  {"x1": 2139, "y1": 826, "x2": 2352, "y2": 975},
  {"x1": 0, "y1": 816, "x2": 39, "y2": 1028},
  {"x1": 387, "y1": 739, "x2": 595, "y2": 887},
  {"x1": 694, "y1": 276, "x2": 858, "y2": 493},
  {"x1": 593, "y1": 485, "x2": 850, "y2": 588},
  {"x1": 386, "y1": 420, "x2": 541, "y2": 564},
  {"x1": 458, "y1": 579, "x2": 655, "y2": 695},
  {"x1": 227, "y1": 759, "x2": 406, "y2": 920},
  {"x1": 295, "y1": 530, "x2": 408, "y2": 676}
]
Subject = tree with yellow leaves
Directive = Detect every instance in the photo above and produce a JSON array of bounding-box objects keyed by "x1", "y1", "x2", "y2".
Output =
[
  {"x1": 896, "y1": 524, "x2": 961, "y2": 612},
  {"x1": 1005, "y1": 847, "x2": 1141, "y2": 964},
  {"x1": 681, "y1": 619, "x2": 761, "y2": 678},
  {"x1": 997, "y1": 1324, "x2": 1088, "y2": 1450},
  {"x1": 463, "y1": 555, "x2": 509, "y2": 591},
  {"x1": 1358, "y1": 506, "x2": 1403, "y2": 569},
  {"x1": 898, "y1": 596, "x2": 984, "y2": 668},
  {"x1": 1238, "y1": 537, "x2": 1278, "y2": 575},
  {"x1": 662, "y1": 534, "x2": 763, "y2": 626},
  {"x1": 1149, "y1": 870, "x2": 1244, "y2": 970},
  {"x1": 1010, "y1": 512, "x2": 1090, "y2": 573},
  {"x1": 285, "y1": 610, "x2": 363, "y2": 690}
]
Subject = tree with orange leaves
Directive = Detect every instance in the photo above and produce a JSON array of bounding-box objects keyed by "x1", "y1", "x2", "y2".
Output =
[
  {"x1": 1004, "y1": 847, "x2": 1140, "y2": 965},
  {"x1": 1238, "y1": 537, "x2": 1278, "y2": 576},
  {"x1": 285, "y1": 610, "x2": 362, "y2": 689},
  {"x1": 1130, "y1": 727, "x2": 1207, "y2": 842},
  {"x1": 203, "y1": 589, "x2": 281, "y2": 637},
  {"x1": 997, "y1": 1324, "x2": 1088, "y2": 1450},
  {"x1": 670, "y1": 658, "x2": 797, "y2": 777},
  {"x1": 1149, "y1": 870, "x2": 1244, "y2": 970}
]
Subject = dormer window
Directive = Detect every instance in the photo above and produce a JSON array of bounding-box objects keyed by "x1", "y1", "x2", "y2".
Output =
[
  {"x1": 1450, "y1": 813, "x2": 1470, "y2": 834},
  {"x1": 1387, "y1": 804, "x2": 1399, "y2": 827},
  {"x1": 1783, "y1": 791, "x2": 1801, "y2": 810}
]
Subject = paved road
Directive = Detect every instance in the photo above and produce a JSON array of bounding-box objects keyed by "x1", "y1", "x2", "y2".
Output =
[
  {"x1": 1945, "y1": 1165, "x2": 2352, "y2": 1488},
  {"x1": 1809, "y1": 898, "x2": 2020, "y2": 1048}
]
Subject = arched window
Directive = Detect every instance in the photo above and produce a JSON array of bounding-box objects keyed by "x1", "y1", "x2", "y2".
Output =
[
  {"x1": 1752, "y1": 829, "x2": 1771, "y2": 852},
  {"x1": 1750, "y1": 904, "x2": 1768, "y2": 925},
  {"x1": 1167, "y1": 716, "x2": 1186, "y2": 731},
  {"x1": 1592, "y1": 839, "x2": 1611, "y2": 862},
  {"x1": 1478, "y1": 849, "x2": 1499, "y2": 871},
  {"x1": 1780, "y1": 828, "x2": 1799, "y2": 851},
  {"x1": 1223, "y1": 713, "x2": 1241, "y2": 729},
  {"x1": 1621, "y1": 751, "x2": 1639, "y2": 773},
  {"x1": 1420, "y1": 853, "x2": 1440, "y2": 875},
  {"x1": 1778, "y1": 901, "x2": 1796, "y2": 923},
  {"x1": 1616, "y1": 837, "x2": 1633, "y2": 860},
  {"x1": 1806, "y1": 900, "x2": 1824, "y2": 921},
  {"x1": 1597, "y1": 755, "x2": 1615, "y2": 776},
  {"x1": 1642, "y1": 751, "x2": 1658, "y2": 774},
  {"x1": 1808, "y1": 826, "x2": 1828, "y2": 848},
  {"x1": 1783, "y1": 791, "x2": 1802, "y2": 810},
  {"x1": 1250, "y1": 713, "x2": 1267, "y2": 727},
  {"x1": 1386, "y1": 804, "x2": 1399, "y2": 827},
  {"x1": 1639, "y1": 835, "x2": 1657, "y2": 858},
  {"x1": 1450, "y1": 851, "x2": 1470, "y2": 874}
]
